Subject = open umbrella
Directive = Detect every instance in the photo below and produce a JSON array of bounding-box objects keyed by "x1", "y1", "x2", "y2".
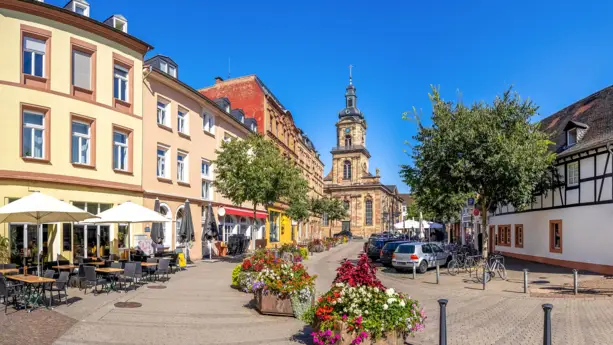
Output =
[
  {"x1": 83, "y1": 201, "x2": 168, "y2": 261},
  {"x1": 0, "y1": 192, "x2": 96, "y2": 275},
  {"x1": 178, "y1": 200, "x2": 195, "y2": 263},
  {"x1": 150, "y1": 199, "x2": 164, "y2": 245}
]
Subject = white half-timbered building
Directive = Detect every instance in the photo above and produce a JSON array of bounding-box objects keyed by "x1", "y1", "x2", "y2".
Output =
[{"x1": 489, "y1": 86, "x2": 613, "y2": 274}]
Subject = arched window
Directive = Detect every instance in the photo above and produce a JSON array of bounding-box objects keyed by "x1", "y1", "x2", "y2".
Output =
[
  {"x1": 159, "y1": 204, "x2": 172, "y2": 248},
  {"x1": 343, "y1": 160, "x2": 352, "y2": 180},
  {"x1": 365, "y1": 199, "x2": 373, "y2": 226},
  {"x1": 344, "y1": 135, "x2": 352, "y2": 147}
]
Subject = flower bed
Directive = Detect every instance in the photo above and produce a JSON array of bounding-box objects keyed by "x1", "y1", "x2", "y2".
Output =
[
  {"x1": 303, "y1": 254, "x2": 425, "y2": 345},
  {"x1": 279, "y1": 243, "x2": 307, "y2": 262},
  {"x1": 233, "y1": 249, "x2": 279, "y2": 292},
  {"x1": 309, "y1": 239, "x2": 325, "y2": 253}
]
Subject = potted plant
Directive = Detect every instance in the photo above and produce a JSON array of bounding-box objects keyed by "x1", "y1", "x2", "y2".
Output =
[
  {"x1": 252, "y1": 261, "x2": 316, "y2": 318},
  {"x1": 309, "y1": 239, "x2": 325, "y2": 253},
  {"x1": 304, "y1": 255, "x2": 425, "y2": 345},
  {"x1": 234, "y1": 249, "x2": 279, "y2": 292}
]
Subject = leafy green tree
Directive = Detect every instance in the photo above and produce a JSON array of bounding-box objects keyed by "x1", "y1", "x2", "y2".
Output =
[
  {"x1": 214, "y1": 135, "x2": 303, "y2": 245},
  {"x1": 402, "y1": 87, "x2": 555, "y2": 256},
  {"x1": 285, "y1": 167, "x2": 310, "y2": 223}
]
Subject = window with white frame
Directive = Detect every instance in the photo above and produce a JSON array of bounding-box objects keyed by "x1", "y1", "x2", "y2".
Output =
[
  {"x1": 113, "y1": 65, "x2": 129, "y2": 102},
  {"x1": 160, "y1": 61, "x2": 168, "y2": 73},
  {"x1": 157, "y1": 99, "x2": 169, "y2": 126},
  {"x1": 201, "y1": 159, "x2": 211, "y2": 178},
  {"x1": 567, "y1": 161, "x2": 579, "y2": 187},
  {"x1": 113, "y1": 130, "x2": 128, "y2": 171},
  {"x1": 178, "y1": 109, "x2": 188, "y2": 134},
  {"x1": 202, "y1": 180, "x2": 212, "y2": 200},
  {"x1": 72, "y1": 50, "x2": 92, "y2": 90},
  {"x1": 223, "y1": 133, "x2": 235, "y2": 143},
  {"x1": 203, "y1": 113, "x2": 215, "y2": 134},
  {"x1": 23, "y1": 37, "x2": 46, "y2": 77},
  {"x1": 567, "y1": 128, "x2": 577, "y2": 147},
  {"x1": 168, "y1": 65, "x2": 177, "y2": 78},
  {"x1": 177, "y1": 151, "x2": 188, "y2": 182},
  {"x1": 71, "y1": 121, "x2": 90, "y2": 164},
  {"x1": 22, "y1": 111, "x2": 44, "y2": 159},
  {"x1": 157, "y1": 145, "x2": 169, "y2": 178}
]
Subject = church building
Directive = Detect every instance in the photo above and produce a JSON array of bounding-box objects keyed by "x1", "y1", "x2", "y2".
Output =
[{"x1": 322, "y1": 73, "x2": 403, "y2": 238}]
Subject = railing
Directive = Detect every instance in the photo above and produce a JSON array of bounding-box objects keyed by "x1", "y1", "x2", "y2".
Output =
[{"x1": 330, "y1": 145, "x2": 368, "y2": 152}]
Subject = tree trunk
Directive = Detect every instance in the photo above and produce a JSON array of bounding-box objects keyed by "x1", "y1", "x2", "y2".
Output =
[
  {"x1": 252, "y1": 204, "x2": 258, "y2": 251},
  {"x1": 480, "y1": 197, "x2": 488, "y2": 259}
]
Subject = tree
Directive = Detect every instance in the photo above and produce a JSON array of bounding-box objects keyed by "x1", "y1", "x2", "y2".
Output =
[
  {"x1": 308, "y1": 197, "x2": 347, "y2": 237},
  {"x1": 214, "y1": 134, "x2": 305, "y2": 247},
  {"x1": 285, "y1": 166, "x2": 310, "y2": 238},
  {"x1": 402, "y1": 86, "x2": 555, "y2": 257}
]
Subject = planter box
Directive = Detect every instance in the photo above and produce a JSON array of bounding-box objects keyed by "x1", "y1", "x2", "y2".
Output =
[
  {"x1": 315, "y1": 321, "x2": 405, "y2": 345},
  {"x1": 254, "y1": 290, "x2": 293, "y2": 317}
]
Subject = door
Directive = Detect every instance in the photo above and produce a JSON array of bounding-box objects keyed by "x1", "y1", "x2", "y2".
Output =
[
  {"x1": 489, "y1": 225, "x2": 495, "y2": 254},
  {"x1": 342, "y1": 221, "x2": 351, "y2": 233},
  {"x1": 421, "y1": 244, "x2": 434, "y2": 267}
]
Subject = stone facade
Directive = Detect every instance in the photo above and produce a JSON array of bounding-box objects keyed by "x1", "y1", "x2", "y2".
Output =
[{"x1": 322, "y1": 77, "x2": 403, "y2": 238}]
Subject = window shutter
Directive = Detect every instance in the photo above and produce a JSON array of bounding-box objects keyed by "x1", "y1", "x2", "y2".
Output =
[
  {"x1": 73, "y1": 50, "x2": 91, "y2": 89},
  {"x1": 24, "y1": 37, "x2": 46, "y2": 53}
]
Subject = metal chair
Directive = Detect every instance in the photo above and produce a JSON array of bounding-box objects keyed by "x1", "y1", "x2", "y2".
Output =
[
  {"x1": 44, "y1": 271, "x2": 69, "y2": 306},
  {"x1": 154, "y1": 258, "x2": 170, "y2": 282},
  {"x1": 82, "y1": 265, "x2": 107, "y2": 295},
  {"x1": 0, "y1": 277, "x2": 21, "y2": 314},
  {"x1": 145, "y1": 258, "x2": 157, "y2": 280},
  {"x1": 118, "y1": 263, "x2": 136, "y2": 292}
]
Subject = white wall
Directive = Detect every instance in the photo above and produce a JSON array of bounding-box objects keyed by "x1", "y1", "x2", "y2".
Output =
[{"x1": 490, "y1": 203, "x2": 613, "y2": 266}]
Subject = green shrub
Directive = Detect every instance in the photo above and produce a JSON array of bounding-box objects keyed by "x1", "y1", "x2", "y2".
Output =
[
  {"x1": 231, "y1": 264, "x2": 242, "y2": 287},
  {"x1": 299, "y1": 247, "x2": 308, "y2": 261}
]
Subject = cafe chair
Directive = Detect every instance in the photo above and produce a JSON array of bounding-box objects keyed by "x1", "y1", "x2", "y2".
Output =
[
  {"x1": 82, "y1": 265, "x2": 107, "y2": 295},
  {"x1": 44, "y1": 271, "x2": 69, "y2": 306}
]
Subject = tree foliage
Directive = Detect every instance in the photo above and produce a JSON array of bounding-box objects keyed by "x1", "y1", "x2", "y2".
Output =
[
  {"x1": 309, "y1": 197, "x2": 347, "y2": 225},
  {"x1": 402, "y1": 86, "x2": 555, "y2": 255}
]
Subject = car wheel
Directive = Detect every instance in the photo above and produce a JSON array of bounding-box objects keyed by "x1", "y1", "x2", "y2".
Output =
[{"x1": 418, "y1": 260, "x2": 428, "y2": 274}]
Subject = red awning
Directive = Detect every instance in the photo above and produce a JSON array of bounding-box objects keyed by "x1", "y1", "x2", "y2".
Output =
[{"x1": 224, "y1": 206, "x2": 267, "y2": 219}]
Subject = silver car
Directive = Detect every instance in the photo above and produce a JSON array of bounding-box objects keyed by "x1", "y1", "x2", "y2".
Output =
[{"x1": 392, "y1": 242, "x2": 452, "y2": 273}]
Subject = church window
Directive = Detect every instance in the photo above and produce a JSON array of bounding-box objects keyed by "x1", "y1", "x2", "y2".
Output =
[
  {"x1": 344, "y1": 200, "x2": 350, "y2": 210},
  {"x1": 345, "y1": 135, "x2": 352, "y2": 147},
  {"x1": 365, "y1": 198, "x2": 373, "y2": 225},
  {"x1": 343, "y1": 160, "x2": 352, "y2": 180}
]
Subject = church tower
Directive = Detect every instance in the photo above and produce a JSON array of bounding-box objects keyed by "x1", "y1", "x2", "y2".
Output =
[{"x1": 330, "y1": 71, "x2": 372, "y2": 185}]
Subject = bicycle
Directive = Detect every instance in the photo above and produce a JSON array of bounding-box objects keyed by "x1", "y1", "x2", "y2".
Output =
[
  {"x1": 447, "y1": 252, "x2": 478, "y2": 276},
  {"x1": 475, "y1": 254, "x2": 507, "y2": 283}
]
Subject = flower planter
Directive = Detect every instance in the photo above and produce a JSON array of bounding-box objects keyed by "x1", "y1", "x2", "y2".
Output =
[
  {"x1": 316, "y1": 321, "x2": 405, "y2": 345},
  {"x1": 254, "y1": 289, "x2": 294, "y2": 317}
]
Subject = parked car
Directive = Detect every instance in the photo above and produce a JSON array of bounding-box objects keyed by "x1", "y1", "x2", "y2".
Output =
[
  {"x1": 392, "y1": 242, "x2": 452, "y2": 273},
  {"x1": 366, "y1": 237, "x2": 395, "y2": 261},
  {"x1": 333, "y1": 230, "x2": 353, "y2": 239},
  {"x1": 379, "y1": 240, "x2": 411, "y2": 267}
]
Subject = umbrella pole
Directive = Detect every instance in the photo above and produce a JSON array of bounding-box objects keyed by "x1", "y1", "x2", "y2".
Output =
[{"x1": 37, "y1": 220, "x2": 41, "y2": 276}]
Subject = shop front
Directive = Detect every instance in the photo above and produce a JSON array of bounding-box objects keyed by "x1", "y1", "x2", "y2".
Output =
[{"x1": 266, "y1": 207, "x2": 292, "y2": 248}]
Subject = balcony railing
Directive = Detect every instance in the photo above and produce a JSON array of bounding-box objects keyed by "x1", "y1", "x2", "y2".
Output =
[{"x1": 331, "y1": 145, "x2": 368, "y2": 152}]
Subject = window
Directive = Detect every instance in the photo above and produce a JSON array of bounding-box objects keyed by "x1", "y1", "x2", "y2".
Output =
[
  {"x1": 343, "y1": 160, "x2": 352, "y2": 180},
  {"x1": 201, "y1": 159, "x2": 211, "y2": 178},
  {"x1": 567, "y1": 162, "x2": 579, "y2": 187},
  {"x1": 567, "y1": 128, "x2": 577, "y2": 147},
  {"x1": 22, "y1": 111, "x2": 45, "y2": 159},
  {"x1": 549, "y1": 220, "x2": 562, "y2": 253},
  {"x1": 62, "y1": 223, "x2": 71, "y2": 251},
  {"x1": 223, "y1": 133, "x2": 235, "y2": 143},
  {"x1": 157, "y1": 99, "x2": 169, "y2": 126},
  {"x1": 365, "y1": 199, "x2": 373, "y2": 225},
  {"x1": 344, "y1": 200, "x2": 350, "y2": 210},
  {"x1": 113, "y1": 65, "x2": 129, "y2": 102},
  {"x1": 23, "y1": 36, "x2": 45, "y2": 78},
  {"x1": 498, "y1": 225, "x2": 511, "y2": 246},
  {"x1": 157, "y1": 146, "x2": 169, "y2": 178},
  {"x1": 268, "y1": 114, "x2": 272, "y2": 131},
  {"x1": 348, "y1": 98, "x2": 353, "y2": 107},
  {"x1": 202, "y1": 180, "x2": 212, "y2": 200},
  {"x1": 322, "y1": 213, "x2": 329, "y2": 226},
  {"x1": 160, "y1": 61, "x2": 168, "y2": 73},
  {"x1": 515, "y1": 224, "x2": 524, "y2": 248},
  {"x1": 168, "y1": 65, "x2": 177, "y2": 78},
  {"x1": 70, "y1": 49, "x2": 94, "y2": 92},
  {"x1": 74, "y1": 3, "x2": 88, "y2": 16},
  {"x1": 114, "y1": 18, "x2": 127, "y2": 32},
  {"x1": 203, "y1": 113, "x2": 215, "y2": 134},
  {"x1": 113, "y1": 130, "x2": 129, "y2": 171},
  {"x1": 178, "y1": 109, "x2": 188, "y2": 134},
  {"x1": 269, "y1": 211, "x2": 280, "y2": 243},
  {"x1": 177, "y1": 151, "x2": 188, "y2": 183},
  {"x1": 345, "y1": 135, "x2": 352, "y2": 147},
  {"x1": 71, "y1": 120, "x2": 91, "y2": 164}
]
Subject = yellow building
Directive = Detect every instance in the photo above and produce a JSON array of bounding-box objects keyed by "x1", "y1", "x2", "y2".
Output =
[{"x1": 0, "y1": 0, "x2": 152, "y2": 264}]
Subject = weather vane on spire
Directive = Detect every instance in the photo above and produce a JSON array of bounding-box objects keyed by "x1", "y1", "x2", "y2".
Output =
[{"x1": 349, "y1": 64, "x2": 353, "y2": 85}]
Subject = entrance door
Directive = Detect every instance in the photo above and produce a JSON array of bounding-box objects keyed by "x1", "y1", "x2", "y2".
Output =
[
  {"x1": 342, "y1": 221, "x2": 351, "y2": 233},
  {"x1": 488, "y1": 225, "x2": 495, "y2": 254}
]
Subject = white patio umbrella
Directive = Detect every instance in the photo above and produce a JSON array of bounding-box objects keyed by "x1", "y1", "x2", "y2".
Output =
[
  {"x1": 82, "y1": 201, "x2": 168, "y2": 261},
  {"x1": 0, "y1": 192, "x2": 96, "y2": 275}
]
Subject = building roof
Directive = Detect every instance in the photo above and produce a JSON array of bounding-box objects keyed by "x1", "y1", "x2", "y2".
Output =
[
  {"x1": 539, "y1": 85, "x2": 613, "y2": 157},
  {"x1": 398, "y1": 193, "x2": 413, "y2": 205}
]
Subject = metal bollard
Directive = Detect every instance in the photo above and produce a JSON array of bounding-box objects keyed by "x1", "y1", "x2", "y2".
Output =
[
  {"x1": 573, "y1": 269, "x2": 578, "y2": 295},
  {"x1": 523, "y1": 269, "x2": 529, "y2": 294},
  {"x1": 542, "y1": 303, "x2": 553, "y2": 345},
  {"x1": 413, "y1": 262, "x2": 416, "y2": 280},
  {"x1": 436, "y1": 264, "x2": 440, "y2": 284},
  {"x1": 438, "y1": 299, "x2": 448, "y2": 345},
  {"x1": 482, "y1": 267, "x2": 486, "y2": 290}
]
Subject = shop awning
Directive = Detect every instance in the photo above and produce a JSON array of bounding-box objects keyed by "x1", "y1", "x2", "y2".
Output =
[{"x1": 224, "y1": 206, "x2": 267, "y2": 219}]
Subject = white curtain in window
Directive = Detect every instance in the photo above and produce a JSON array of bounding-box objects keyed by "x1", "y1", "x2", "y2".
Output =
[
  {"x1": 72, "y1": 50, "x2": 91, "y2": 89},
  {"x1": 24, "y1": 37, "x2": 45, "y2": 53}
]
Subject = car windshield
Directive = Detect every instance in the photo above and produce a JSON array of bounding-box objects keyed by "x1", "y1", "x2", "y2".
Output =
[
  {"x1": 383, "y1": 242, "x2": 401, "y2": 252},
  {"x1": 396, "y1": 244, "x2": 415, "y2": 254}
]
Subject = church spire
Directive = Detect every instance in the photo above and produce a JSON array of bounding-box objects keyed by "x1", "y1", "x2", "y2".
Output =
[
  {"x1": 338, "y1": 66, "x2": 362, "y2": 119},
  {"x1": 349, "y1": 64, "x2": 353, "y2": 85}
]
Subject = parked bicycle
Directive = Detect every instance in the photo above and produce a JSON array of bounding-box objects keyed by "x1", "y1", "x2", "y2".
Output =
[
  {"x1": 475, "y1": 254, "x2": 507, "y2": 282},
  {"x1": 447, "y1": 253, "x2": 479, "y2": 276}
]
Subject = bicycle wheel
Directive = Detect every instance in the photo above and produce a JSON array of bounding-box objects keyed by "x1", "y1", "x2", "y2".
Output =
[
  {"x1": 465, "y1": 257, "x2": 475, "y2": 274},
  {"x1": 475, "y1": 265, "x2": 491, "y2": 283},
  {"x1": 448, "y1": 260, "x2": 459, "y2": 276},
  {"x1": 497, "y1": 263, "x2": 508, "y2": 280}
]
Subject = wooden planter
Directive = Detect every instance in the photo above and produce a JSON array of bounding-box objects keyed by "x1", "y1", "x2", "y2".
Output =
[
  {"x1": 254, "y1": 290, "x2": 293, "y2": 316},
  {"x1": 315, "y1": 321, "x2": 405, "y2": 345}
]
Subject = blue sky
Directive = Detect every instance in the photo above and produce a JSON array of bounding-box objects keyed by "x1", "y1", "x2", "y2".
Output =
[{"x1": 62, "y1": 0, "x2": 613, "y2": 192}]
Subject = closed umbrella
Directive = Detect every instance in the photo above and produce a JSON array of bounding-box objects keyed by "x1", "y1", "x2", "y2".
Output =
[
  {"x1": 150, "y1": 199, "x2": 164, "y2": 245},
  {"x1": 178, "y1": 200, "x2": 195, "y2": 263},
  {"x1": 202, "y1": 204, "x2": 218, "y2": 260},
  {"x1": 0, "y1": 192, "x2": 96, "y2": 275}
]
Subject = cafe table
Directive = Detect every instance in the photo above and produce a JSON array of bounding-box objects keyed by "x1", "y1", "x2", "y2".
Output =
[
  {"x1": 140, "y1": 262, "x2": 158, "y2": 267},
  {"x1": 95, "y1": 267, "x2": 123, "y2": 291},
  {"x1": 0, "y1": 268, "x2": 19, "y2": 275},
  {"x1": 52, "y1": 265, "x2": 78, "y2": 270},
  {"x1": 88, "y1": 261, "x2": 106, "y2": 266},
  {"x1": 6, "y1": 274, "x2": 56, "y2": 311}
]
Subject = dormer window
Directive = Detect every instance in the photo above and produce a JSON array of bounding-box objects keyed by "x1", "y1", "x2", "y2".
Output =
[
  {"x1": 567, "y1": 128, "x2": 577, "y2": 147},
  {"x1": 168, "y1": 65, "x2": 177, "y2": 78},
  {"x1": 104, "y1": 15, "x2": 128, "y2": 33},
  {"x1": 65, "y1": 0, "x2": 90, "y2": 17},
  {"x1": 160, "y1": 61, "x2": 167, "y2": 73}
]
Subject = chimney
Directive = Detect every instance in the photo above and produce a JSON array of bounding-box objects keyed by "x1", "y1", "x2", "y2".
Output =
[{"x1": 215, "y1": 76, "x2": 224, "y2": 84}]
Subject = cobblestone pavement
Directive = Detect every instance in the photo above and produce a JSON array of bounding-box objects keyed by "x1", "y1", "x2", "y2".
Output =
[{"x1": 0, "y1": 307, "x2": 76, "y2": 345}]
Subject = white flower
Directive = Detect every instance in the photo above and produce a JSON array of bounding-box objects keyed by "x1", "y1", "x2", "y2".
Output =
[
  {"x1": 383, "y1": 304, "x2": 389, "y2": 310},
  {"x1": 365, "y1": 310, "x2": 369, "y2": 315},
  {"x1": 336, "y1": 283, "x2": 344, "y2": 287},
  {"x1": 399, "y1": 300, "x2": 406, "y2": 307},
  {"x1": 337, "y1": 298, "x2": 343, "y2": 303},
  {"x1": 332, "y1": 301, "x2": 336, "y2": 305},
  {"x1": 385, "y1": 288, "x2": 395, "y2": 296},
  {"x1": 387, "y1": 298, "x2": 396, "y2": 304}
]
